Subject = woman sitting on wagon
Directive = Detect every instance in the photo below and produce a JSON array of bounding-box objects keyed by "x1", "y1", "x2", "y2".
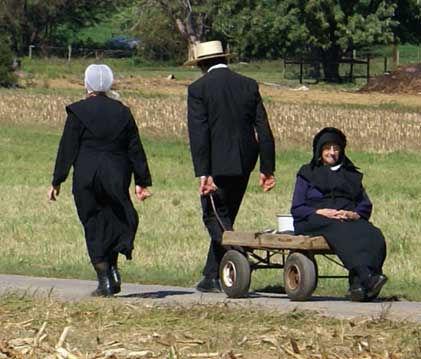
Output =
[{"x1": 290, "y1": 127, "x2": 387, "y2": 302}]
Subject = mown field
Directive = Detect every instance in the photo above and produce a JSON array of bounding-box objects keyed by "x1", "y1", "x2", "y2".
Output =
[
  {"x1": 1, "y1": 66, "x2": 421, "y2": 302},
  {"x1": 1, "y1": 294, "x2": 421, "y2": 358}
]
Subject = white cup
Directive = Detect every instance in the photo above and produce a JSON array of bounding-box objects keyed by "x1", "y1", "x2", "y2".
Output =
[{"x1": 277, "y1": 214, "x2": 294, "y2": 232}]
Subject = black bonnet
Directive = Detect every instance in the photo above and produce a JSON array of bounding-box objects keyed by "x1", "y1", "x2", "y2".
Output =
[{"x1": 311, "y1": 127, "x2": 347, "y2": 166}]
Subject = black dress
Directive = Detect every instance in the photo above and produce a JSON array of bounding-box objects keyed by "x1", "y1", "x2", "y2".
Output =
[
  {"x1": 52, "y1": 95, "x2": 152, "y2": 264},
  {"x1": 292, "y1": 163, "x2": 386, "y2": 285}
]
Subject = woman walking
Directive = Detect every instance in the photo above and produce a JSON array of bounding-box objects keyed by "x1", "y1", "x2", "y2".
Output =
[{"x1": 48, "y1": 64, "x2": 152, "y2": 297}]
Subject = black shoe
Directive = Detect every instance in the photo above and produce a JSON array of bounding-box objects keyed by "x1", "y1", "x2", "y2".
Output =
[
  {"x1": 366, "y1": 274, "x2": 388, "y2": 300},
  {"x1": 196, "y1": 277, "x2": 221, "y2": 293},
  {"x1": 92, "y1": 262, "x2": 113, "y2": 297},
  {"x1": 109, "y1": 265, "x2": 121, "y2": 294},
  {"x1": 348, "y1": 286, "x2": 367, "y2": 302}
]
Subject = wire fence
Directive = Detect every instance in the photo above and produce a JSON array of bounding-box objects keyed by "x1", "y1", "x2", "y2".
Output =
[
  {"x1": 27, "y1": 45, "x2": 135, "y2": 60},
  {"x1": 282, "y1": 46, "x2": 421, "y2": 83}
]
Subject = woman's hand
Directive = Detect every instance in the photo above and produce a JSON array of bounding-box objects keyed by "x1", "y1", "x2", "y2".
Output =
[
  {"x1": 135, "y1": 185, "x2": 152, "y2": 201},
  {"x1": 48, "y1": 185, "x2": 60, "y2": 201},
  {"x1": 316, "y1": 208, "x2": 360, "y2": 220},
  {"x1": 336, "y1": 210, "x2": 360, "y2": 221},
  {"x1": 315, "y1": 208, "x2": 340, "y2": 219}
]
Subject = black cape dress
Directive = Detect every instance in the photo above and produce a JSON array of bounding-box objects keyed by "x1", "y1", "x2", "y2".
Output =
[{"x1": 52, "y1": 95, "x2": 152, "y2": 263}]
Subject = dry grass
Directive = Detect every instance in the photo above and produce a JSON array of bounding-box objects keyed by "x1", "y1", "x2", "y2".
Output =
[
  {"x1": 1, "y1": 88, "x2": 421, "y2": 152},
  {"x1": 0, "y1": 295, "x2": 420, "y2": 359}
]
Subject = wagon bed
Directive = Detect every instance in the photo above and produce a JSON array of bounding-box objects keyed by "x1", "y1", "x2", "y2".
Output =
[{"x1": 222, "y1": 231, "x2": 332, "y2": 252}]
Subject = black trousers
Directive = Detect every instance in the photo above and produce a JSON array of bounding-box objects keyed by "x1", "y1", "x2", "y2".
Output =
[{"x1": 200, "y1": 175, "x2": 250, "y2": 279}]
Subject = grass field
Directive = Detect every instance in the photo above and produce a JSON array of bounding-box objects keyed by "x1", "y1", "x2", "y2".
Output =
[
  {"x1": 1, "y1": 57, "x2": 421, "y2": 301},
  {"x1": 1, "y1": 59, "x2": 421, "y2": 358},
  {"x1": 1, "y1": 82, "x2": 421, "y2": 301}
]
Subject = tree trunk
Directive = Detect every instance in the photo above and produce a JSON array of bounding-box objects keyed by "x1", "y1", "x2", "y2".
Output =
[
  {"x1": 321, "y1": 46, "x2": 342, "y2": 83},
  {"x1": 175, "y1": 18, "x2": 199, "y2": 61}
]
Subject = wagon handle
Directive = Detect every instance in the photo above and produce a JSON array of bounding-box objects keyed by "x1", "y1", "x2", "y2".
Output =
[{"x1": 209, "y1": 193, "x2": 228, "y2": 232}]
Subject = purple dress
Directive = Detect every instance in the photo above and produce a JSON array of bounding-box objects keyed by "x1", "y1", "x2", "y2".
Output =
[{"x1": 291, "y1": 175, "x2": 372, "y2": 222}]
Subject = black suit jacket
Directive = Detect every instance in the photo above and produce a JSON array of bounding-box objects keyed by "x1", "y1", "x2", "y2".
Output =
[{"x1": 187, "y1": 68, "x2": 275, "y2": 177}]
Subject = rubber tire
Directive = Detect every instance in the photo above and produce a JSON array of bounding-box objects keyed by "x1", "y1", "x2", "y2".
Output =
[
  {"x1": 284, "y1": 252, "x2": 318, "y2": 301},
  {"x1": 219, "y1": 250, "x2": 251, "y2": 298}
]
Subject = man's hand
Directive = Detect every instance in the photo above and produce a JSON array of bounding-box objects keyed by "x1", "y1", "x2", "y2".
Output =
[
  {"x1": 135, "y1": 185, "x2": 152, "y2": 201},
  {"x1": 48, "y1": 185, "x2": 60, "y2": 201},
  {"x1": 259, "y1": 173, "x2": 276, "y2": 192},
  {"x1": 199, "y1": 176, "x2": 217, "y2": 196}
]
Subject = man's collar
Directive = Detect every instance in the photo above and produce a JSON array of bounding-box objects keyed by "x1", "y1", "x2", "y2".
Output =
[{"x1": 207, "y1": 64, "x2": 228, "y2": 73}]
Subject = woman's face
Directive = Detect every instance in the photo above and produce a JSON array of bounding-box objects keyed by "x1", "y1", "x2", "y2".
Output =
[{"x1": 321, "y1": 142, "x2": 341, "y2": 166}]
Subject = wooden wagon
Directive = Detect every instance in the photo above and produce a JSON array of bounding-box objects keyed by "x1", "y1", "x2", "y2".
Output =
[{"x1": 220, "y1": 231, "x2": 346, "y2": 301}]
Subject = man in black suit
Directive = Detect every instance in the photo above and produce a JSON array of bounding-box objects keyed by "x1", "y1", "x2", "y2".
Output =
[{"x1": 186, "y1": 41, "x2": 276, "y2": 292}]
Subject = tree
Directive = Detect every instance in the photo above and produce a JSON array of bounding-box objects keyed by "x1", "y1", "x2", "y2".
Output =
[
  {"x1": 393, "y1": 0, "x2": 421, "y2": 44},
  {"x1": 0, "y1": 33, "x2": 16, "y2": 87},
  {"x1": 212, "y1": 0, "x2": 397, "y2": 82},
  {"x1": 0, "y1": 0, "x2": 127, "y2": 54},
  {"x1": 135, "y1": 0, "x2": 217, "y2": 61},
  {"x1": 132, "y1": 6, "x2": 186, "y2": 62}
]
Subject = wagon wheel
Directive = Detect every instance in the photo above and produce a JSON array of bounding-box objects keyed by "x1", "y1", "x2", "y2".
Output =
[
  {"x1": 219, "y1": 250, "x2": 251, "y2": 298},
  {"x1": 284, "y1": 251, "x2": 318, "y2": 301}
]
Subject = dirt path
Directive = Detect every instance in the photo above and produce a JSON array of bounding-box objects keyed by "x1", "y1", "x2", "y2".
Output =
[{"x1": 1, "y1": 274, "x2": 419, "y2": 323}]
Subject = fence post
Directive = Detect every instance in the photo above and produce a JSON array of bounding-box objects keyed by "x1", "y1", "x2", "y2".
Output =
[
  {"x1": 299, "y1": 60, "x2": 303, "y2": 84},
  {"x1": 282, "y1": 58, "x2": 286, "y2": 79},
  {"x1": 392, "y1": 44, "x2": 399, "y2": 68},
  {"x1": 366, "y1": 55, "x2": 370, "y2": 83},
  {"x1": 384, "y1": 56, "x2": 388, "y2": 73},
  {"x1": 67, "y1": 45, "x2": 72, "y2": 62},
  {"x1": 28, "y1": 45, "x2": 35, "y2": 59}
]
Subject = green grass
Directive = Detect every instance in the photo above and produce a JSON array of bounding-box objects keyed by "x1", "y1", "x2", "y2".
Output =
[
  {"x1": 19, "y1": 43, "x2": 421, "y2": 88},
  {"x1": 20, "y1": 57, "x2": 199, "y2": 81},
  {"x1": 1, "y1": 122, "x2": 421, "y2": 300}
]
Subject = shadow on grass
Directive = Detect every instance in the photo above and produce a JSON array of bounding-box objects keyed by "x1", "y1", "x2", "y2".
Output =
[{"x1": 118, "y1": 290, "x2": 194, "y2": 299}]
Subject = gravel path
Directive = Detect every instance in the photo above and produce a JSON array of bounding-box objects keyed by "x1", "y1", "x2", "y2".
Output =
[{"x1": 1, "y1": 274, "x2": 420, "y2": 323}]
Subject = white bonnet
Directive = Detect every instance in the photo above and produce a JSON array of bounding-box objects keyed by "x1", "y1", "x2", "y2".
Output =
[{"x1": 84, "y1": 64, "x2": 114, "y2": 93}]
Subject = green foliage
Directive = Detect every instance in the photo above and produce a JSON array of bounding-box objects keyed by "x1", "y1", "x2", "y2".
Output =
[
  {"x1": 132, "y1": 6, "x2": 186, "y2": 62},
  {"x1": 0, "y1": 0, "x2": 128, "y2": 53},
  {"x1": 213, "y1": 1, "x2": 396, "y2": 58},
  {"x1": 0, "y1": 34, "x2": 16, "y2": 87},
  {"x1": 393, "y1": 0, "x2": 421, "y2": 44}
]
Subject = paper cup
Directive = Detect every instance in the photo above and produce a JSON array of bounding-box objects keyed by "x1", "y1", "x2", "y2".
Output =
[{"x1": 277, "y1": 214, "x2": 294, "y2": 232}]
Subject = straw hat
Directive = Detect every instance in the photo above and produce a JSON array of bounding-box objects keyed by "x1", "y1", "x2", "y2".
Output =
[{"x1": 184, "y1": 40, "x2": 231, "y2": 66}]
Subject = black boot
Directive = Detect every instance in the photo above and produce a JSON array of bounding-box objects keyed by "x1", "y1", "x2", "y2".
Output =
[
  {"x1": 347, "y1": 269, "x2": 366, "y2": 302},
  {"x1": 109, "y1": 265, "x2": 121, "y2": 294},
  {"x1": 92, "y1": 262, "x2": 113, "y2": 297},
  {"x1": 108, "y1": 253, "x2": 121, "y2": 294}
]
